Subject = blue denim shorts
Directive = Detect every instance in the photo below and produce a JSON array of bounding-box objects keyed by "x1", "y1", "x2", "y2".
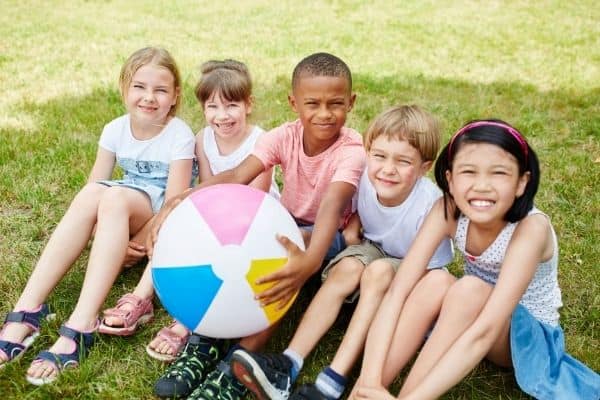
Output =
[
  {"x1": 297, "y1": 224, "x2": 346, "y2": 263},
  {"x1": 510, "y1": 304, "x2": 600, "y2": 399},
  {"x1": 97, "y1": 178, "x2": 164, "y2": 213}
]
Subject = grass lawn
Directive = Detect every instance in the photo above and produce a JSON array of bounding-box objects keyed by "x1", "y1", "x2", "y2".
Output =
[{"x1": 1, "y1": 1, "x2": 598, "y2": 399}]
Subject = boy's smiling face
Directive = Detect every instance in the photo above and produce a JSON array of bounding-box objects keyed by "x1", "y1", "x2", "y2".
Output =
[
  {"x1": 367, "y1": 136, "x2": 432, "y2": 207},
  {"x1": 288, "y1": 75, "x2": 356, "y2": 155}
]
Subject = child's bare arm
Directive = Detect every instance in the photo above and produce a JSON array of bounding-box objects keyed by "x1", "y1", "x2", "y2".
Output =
[
  {"x1": 255, "y1": 181, "x2": 356, "y2": 308},
  {"x1": 342, "y1": 212, "x2": 362, "y2": 246},
  {"x1": 249, "y1": 166, "x2": 274, "y2": 193},
  {"x1": 87, "y1": 147, "x2": 116, "y2": 183}
]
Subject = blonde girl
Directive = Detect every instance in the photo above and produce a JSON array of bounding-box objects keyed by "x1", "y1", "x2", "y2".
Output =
[{"x1": 0, "y1": 47, "x2": 195, "y2": 385}]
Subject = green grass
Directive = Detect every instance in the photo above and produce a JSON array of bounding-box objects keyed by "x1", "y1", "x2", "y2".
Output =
[{"x1": 1, "y1": 1, "x2": 598, "y2": 398}]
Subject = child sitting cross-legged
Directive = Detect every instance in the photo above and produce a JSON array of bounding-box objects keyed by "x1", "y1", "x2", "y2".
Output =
[{"x1": 230, "y1": 105, "x2": 454, "y2": 400}]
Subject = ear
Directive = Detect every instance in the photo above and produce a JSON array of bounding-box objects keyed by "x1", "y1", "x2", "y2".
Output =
[
  {"x1": 419, "y1": 160, "x2": 433, "y2": 176},
  {"x1": 445, "y1": 169, "x2": 454, "y2": 195},
  {"x1": 347, "y1": 92, "x2": 357, "y2": 111},
  {"x1": 516, "y1": 171, "x2": 530, "y2": 198},
  {"x1": 246, "y1": 96, "x2": 254, "y2": 115},
  {"x1": 173, "y1": 86, "x2": 181, "y2": 106},
  {"x1": 288, "y1": 94, "x2": 298, "y2": 113}
]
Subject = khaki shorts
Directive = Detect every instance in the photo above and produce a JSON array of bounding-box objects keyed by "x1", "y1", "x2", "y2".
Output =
[{"x1": 321, "y1": 240, "x2": 402, "y2": 303}]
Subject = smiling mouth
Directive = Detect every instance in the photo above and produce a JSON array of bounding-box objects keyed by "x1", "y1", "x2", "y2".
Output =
[
  {"x1": 139, "y1": 105, "x2": 157, "y2": 112},
  {"x1": 377, "y1": 177, "x2": 398, "y2": 185},
  {"x1": 216, "y1": 122, "x2": 235, "y2": 129},
  {"x1": 469, "y1": 199, "x2": 495, "y2": 207}
]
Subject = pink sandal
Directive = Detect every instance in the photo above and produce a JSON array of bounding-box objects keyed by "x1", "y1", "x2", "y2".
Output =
[
  {"x1": 98, "y1": 293, "x2": 153, "y2": 336},
  {"x1": 145, "y1": 320, "x2": 190, "y2": 362}
]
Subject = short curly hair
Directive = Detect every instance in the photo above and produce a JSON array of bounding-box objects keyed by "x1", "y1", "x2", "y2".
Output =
[{"x1": 291, "y1": 52, "x2": 352, "y2": 91}]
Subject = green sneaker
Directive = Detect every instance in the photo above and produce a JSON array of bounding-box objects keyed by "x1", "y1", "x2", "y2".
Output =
[
  {"x1": 154, "y1": 334, "x2": 223, "y2": 399},
  {"x1": 187, "y1": 361, "x2": 248, "y2": 400}
]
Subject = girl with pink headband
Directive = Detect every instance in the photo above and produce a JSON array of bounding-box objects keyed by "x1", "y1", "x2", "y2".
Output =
[{"x1": 352, "y1": 120, "x2": 599, "y2": 400}]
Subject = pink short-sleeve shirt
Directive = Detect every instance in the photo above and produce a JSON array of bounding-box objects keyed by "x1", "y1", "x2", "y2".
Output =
[{"x1": 253, "y1": 119, "x2": 365, "y2": 228}]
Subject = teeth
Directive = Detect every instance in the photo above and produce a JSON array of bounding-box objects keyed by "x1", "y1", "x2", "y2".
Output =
[{"x1": 470, "y1": 200, "x2": 494, "y2": 207}]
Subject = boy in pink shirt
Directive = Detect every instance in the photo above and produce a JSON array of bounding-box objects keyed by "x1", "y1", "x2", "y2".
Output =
[{"x1": 151, "y1": 52, "x2": 365, "y2": 400}]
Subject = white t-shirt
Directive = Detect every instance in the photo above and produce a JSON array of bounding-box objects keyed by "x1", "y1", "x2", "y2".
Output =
[
  {"x1": 202, "y1": 125, "x2": 280, "y2": 199},
  {"x1": 358, "y1": 170, "x2": 454, "y2": 268},
  {"x1": 98, "y1": 114, "x2": 195, "y2": 212}
]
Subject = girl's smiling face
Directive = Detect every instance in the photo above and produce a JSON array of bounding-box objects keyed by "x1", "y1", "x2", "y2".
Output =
[
  {"x1": 203, "y1": 91, "x2": 252, "y2": 139},
  {"x1": 125, "y1": 64, "x2": 178, "y2": 128},
  {"x1": 446, "y1": 142, "x2": 530, "y2": 227}
]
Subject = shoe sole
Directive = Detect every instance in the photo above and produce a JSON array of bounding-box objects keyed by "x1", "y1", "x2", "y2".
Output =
[
  {"x1": 98, "y1": 313, "x2": 154, "y2": 336},
  {"x1": 230, "y1": 351, "x2": 287, "y2": 400}
]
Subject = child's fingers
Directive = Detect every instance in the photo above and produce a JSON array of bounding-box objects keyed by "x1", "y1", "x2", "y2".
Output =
[
  {"x1": 256, "y1": 268, "x2": 291, "y2": 285},
  {"x1": 276, "y1": 234, "x2": 301, "y2": 254}
]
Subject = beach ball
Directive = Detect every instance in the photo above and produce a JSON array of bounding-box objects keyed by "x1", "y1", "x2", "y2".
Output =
[{"x1": 151, "y1": 184, "x2": 304, "y2": 338}]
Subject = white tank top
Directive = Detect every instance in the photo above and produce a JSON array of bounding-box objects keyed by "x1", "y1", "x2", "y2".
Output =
[
  {"x1": 455, "y1": 208, "x2": 562, "y2": 325},
  {"x1": 202, "y1": 126, "x2": 280, "y2": 199}
]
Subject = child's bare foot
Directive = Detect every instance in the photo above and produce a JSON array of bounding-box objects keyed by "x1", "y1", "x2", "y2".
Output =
[{"x1": 146, "y1": 321, "x2": 189, "y2": 362}]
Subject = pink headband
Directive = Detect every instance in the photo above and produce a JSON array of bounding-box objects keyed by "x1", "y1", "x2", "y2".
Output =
[{"x1": 448, "y1": 121, "x2": 529, "y2": 160}]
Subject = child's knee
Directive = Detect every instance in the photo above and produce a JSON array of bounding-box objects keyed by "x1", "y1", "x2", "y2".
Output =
[
  {"x1": 444, "y1": 276, "x2": 492, "y2": 310},
  {"x1": 419, "y1": 269, "x2": 455, "y2": 293},
  {"x1": 410, "y1": 269, "x2": 455, "y2": 305},
  {"x1": 360, "y1": 259, "x2": 394, "y2": 293},
  {"x1": 326, "y1": 257, "x2": 364, "y2": 288}
]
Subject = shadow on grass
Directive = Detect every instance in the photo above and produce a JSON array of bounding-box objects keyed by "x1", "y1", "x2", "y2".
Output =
[{"x1": 0, "y1": 73, "x2": 598, "y2": 399}]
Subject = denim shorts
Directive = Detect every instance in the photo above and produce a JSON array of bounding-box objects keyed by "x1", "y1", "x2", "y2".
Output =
[
  {"x1": 297, "y1": 224, "x2": 346, "y2": 263},
  {"x1": 97, "y1": 178, "x2": 164, "y2": 213},
  {"x1": 510, "y1": 304, "x2": 600, "y2": 399}
]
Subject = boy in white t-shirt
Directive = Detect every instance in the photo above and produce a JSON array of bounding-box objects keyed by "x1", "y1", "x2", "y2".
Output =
[{"x1": 231, "y1": 105, "x2": 454, "y2": 400}]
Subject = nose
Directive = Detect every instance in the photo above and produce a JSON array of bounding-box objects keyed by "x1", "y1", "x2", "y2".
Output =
[
  {"x1": 215, "y1": 105, "x2": 229, "y2": 120},
  {"x1": 142, "y1": 89, "x2": 156, "y2": 103},
  {"x1": 472, "y1": 174, "x2": 491, "y2": 191},
  {"x1": 381, "y1": 159, "x2": 396, "y2": 174},
  {"x1": 317, "y1": 104, "x2": 333, "y2": 119}
]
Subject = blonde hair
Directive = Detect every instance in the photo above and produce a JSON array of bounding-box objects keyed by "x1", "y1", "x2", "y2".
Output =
[
  {"x1": 364, "y1": 105, "x2": 441, "y2": 162},
  {"x1": 119, "y1": 47, "x2": 182, "y2": 116},
  {"x1": 195, "y1": 59, "x2": 252, "y2": 106}
]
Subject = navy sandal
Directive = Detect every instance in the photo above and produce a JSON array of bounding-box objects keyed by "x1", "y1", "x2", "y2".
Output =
[
  {"x1": 0, "y1": 304, "x2": 54, "y2": 368},
  {"x1": 26, "y1": 323, "x2": 96, "y2": 386}
]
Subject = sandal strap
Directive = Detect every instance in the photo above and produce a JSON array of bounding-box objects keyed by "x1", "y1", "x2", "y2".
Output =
[
  {"x1": 0, "y1": 340, "x2": 26, "y2": 359},
  {"x1": 4, "y1": 304, "x2": 51, "y2": 330},
  {"x1": 102, "y1": 293, "x2": 153, "y2": 326},
  {"x1": 35, "y1": 349, "x2": 79, "y2": 371},
  {"x1": 58, "y1": 325, "x2": 96, "y2": 357}
]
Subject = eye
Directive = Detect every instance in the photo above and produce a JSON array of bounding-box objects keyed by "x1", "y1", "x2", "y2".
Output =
[
  {"x1": 156, "y1": 88, "x2": 168, "y2": 93},
  {"x1": 132, "y1": 84, "x2": 144, "y2": 89}
]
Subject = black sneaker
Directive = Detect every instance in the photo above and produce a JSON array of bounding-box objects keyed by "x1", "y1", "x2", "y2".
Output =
[
  {"x1": 187, "y1": 361, "x2": 248, "y2": 400},
  {"x1": 154, "y1": 334, "x2": 223, "y2": 398},
  {"x1": 289, "y1": 384, "x2": 332, "y2": 400},
  {"x1": 230, "y1": 349, "x2": 293, "y2": 400}
]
